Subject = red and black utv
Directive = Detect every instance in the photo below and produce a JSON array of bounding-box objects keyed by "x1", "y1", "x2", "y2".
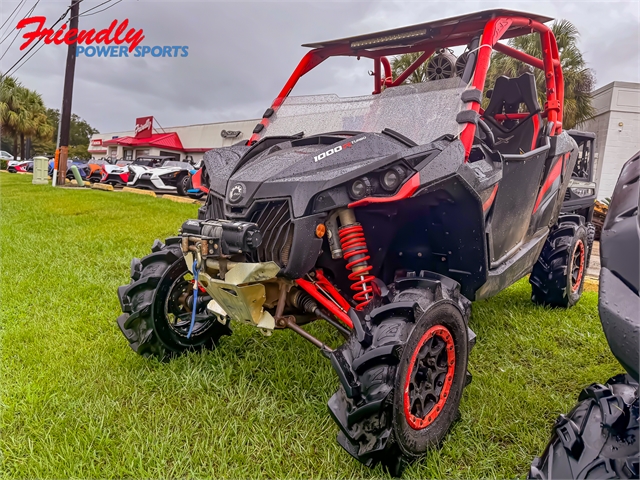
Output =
[{"x1": 117, "y1": 10, "x2": 589, "y2": 474}]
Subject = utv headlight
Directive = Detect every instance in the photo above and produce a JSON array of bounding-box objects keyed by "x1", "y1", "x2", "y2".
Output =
[
  {"x1": 381, "y1": 166, "x2": 406, "y2": 191},
  {"x1": 349, "y1": 177, "x2": 372, "y2": 200},
  {"x1": 568, "y1": 179, "x2": 596, "y2": 198},
  {"x1": 571, "y1": 187, "x2": 594, "y2": 197}
]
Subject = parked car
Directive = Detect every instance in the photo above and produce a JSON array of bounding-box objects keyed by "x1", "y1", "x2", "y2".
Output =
[
  {"x1": 13, "y1": 160, "x2": 33, "y2": 173},
  {"x1": 86, "y1": 159, "x2": 109, "y2": 183},
  {"x1": 100, "y1": 161, "x2": 131, "y2": 187},
  {"x1": 0, "y1": 150, "x2": 15, "y2": 161},
  {"x1": 47, "y1": 159, "x2": 89, "y2": 180},
  {"x1": 126, "y1": 155, "x2": 194, "y2": 196}
]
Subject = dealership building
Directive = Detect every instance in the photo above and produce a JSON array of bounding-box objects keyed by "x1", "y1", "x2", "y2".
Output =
[
  {"x1": 578, "y1": 81, "x2": 640, "y2": 199},
  {"x1": 88, "y1": 116, "x2": 259, "y2": 162}
]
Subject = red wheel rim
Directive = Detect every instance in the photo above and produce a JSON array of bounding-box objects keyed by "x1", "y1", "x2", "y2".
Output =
[
  {"x1": 403, "y1": 325, "x2": 455, "y2": 430},
  {"x1": 571, "y1": 239, "x2": 585, "y2": 293}
]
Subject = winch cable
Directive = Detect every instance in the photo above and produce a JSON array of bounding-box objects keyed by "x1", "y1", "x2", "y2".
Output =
[{"x1": 187, "y1": 260, "x2": 199, "y2": 339}]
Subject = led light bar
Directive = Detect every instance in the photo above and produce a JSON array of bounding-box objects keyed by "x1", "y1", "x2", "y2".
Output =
[{"x1": 350, "y1": 29, "x2": 428, "y2": 49}]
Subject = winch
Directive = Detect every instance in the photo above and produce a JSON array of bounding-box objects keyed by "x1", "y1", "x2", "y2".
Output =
[{"x1": 180, "y1": 218, "x2": 262, "y2": 260}]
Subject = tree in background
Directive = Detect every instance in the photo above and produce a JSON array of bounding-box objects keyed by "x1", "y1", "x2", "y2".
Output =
[
  {"x1": 0, "y1": 76, "x2": 23, "y2": 156},
  {"x1": 389, "y1": 20, "x2": 595, "y2": 130},
  {"x1": 1, "y1": 76, "x2": 54, "y2": 158},
  {"x1": 485, "y1": 20, "x2": 595, "y2": 129},
  {"x1": 390, "y1": 52, "x2": 429, "y2": 84},
  {"x1": 44, "y1": 109, "x2": 99, "y2": 147},
  {"x1": 33, "y1": 109, "x2": 98, "y2": 158},
  {"x1": 17, "y1": 88, "x2": 53, "y2": 161}
]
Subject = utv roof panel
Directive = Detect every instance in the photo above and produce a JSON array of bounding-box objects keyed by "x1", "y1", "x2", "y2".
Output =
[{"x1": 302, "y1": 9, "x2": 553, "y2": 51}]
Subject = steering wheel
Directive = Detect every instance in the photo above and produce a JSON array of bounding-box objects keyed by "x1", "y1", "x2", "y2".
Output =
[{"x1": 477, "y1": 118, "x2": 495, "y2": 150}]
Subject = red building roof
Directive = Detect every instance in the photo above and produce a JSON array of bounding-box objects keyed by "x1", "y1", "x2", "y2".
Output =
[{"x1": 103, "y1": 132, "x2": 184, "y2": 150}]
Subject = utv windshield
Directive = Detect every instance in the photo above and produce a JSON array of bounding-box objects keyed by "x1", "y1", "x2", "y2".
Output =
[{"x1": 262, "y1": 77, "x2": 466, "y2": 145}]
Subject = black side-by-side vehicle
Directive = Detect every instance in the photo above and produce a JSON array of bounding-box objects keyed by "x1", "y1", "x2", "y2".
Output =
[{"x1": 115, "y1": 10, "x2": 597, "y2": 474}]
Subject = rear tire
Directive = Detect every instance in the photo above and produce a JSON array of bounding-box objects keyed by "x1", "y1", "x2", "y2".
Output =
[
  {"x1": 530, "y1": 215, "x2": 588, "y2": 308},
  {"x1": 530, "y1": 374, "x2": 639, "y2": 479},
  {"x1": 117, "y1": 237, "x2": 231, "y2": 361},
  {"x1": 586, "y1": 222, "x2": 595, "y2": 269},
  {"x1": 328, "y1": 273, "x2": 474, "y2": 475}
]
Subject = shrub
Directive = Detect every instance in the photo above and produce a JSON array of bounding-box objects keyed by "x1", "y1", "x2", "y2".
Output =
[{"x1": 0, "y1": 159, "x2": 8, "y2": 170}]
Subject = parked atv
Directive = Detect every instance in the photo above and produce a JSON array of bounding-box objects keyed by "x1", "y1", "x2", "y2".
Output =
[
  {"x1": 530, "y1": 151, "x2": 639, "y2": 480},
  {"x1": 126, "y1": 155, "x2": 194, "y2": 196},
  {"x1": 562, "y1": 130, "x2": 598, "y2": 265},
  {"x1": 117, "y1": 10, "x2": 587, "y2": 474}
]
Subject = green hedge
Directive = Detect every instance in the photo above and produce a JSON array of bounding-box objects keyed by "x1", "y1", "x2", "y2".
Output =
[{"x1": 0, "y1": 159, "x2": 8, "y2": 170}]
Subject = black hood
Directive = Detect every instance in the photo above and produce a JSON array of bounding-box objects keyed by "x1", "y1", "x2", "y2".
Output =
[{"x1": 204, "y1": 132, "x2": 412, "y2": 217}]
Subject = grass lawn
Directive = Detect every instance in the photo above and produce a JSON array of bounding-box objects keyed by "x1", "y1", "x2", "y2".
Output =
[{"x1": 0, "y1": 173, "x2": 621, "y2": 479}]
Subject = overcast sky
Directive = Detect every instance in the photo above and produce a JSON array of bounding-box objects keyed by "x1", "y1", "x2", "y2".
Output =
[{"x1": 1, "y1": 0, "x2": 639, "y2": 133}]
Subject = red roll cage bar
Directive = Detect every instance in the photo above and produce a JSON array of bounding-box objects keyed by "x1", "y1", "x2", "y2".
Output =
[{"x1": 248, "y1": 9, "x2": 564, "y2": 159}]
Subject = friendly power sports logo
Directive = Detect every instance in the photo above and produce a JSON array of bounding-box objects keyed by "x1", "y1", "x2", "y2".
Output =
[{"x1": 16, "y1": 17, "x2": 188, "y2": 58}]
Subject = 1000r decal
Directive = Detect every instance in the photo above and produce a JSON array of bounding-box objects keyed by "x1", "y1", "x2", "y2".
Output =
[{"x1": 313, "y1": 136, "x2": 366, "y2": 162}]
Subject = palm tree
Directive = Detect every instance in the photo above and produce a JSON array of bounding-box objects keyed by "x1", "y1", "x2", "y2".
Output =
[
  {"x1": 0, "y1": 76, "x2": 53, "y2": 159},
  {"x1": 0, "y1": 76, "x2": 23, "y2": 156},
  {"x1": 391, "y1": 52, "x2": 430, "y2": 84},
  {"x1": 17, "y1": 88, "x2": 53, "y2": 160},
  {"x1": 389, "y1": 20, "x2": 595, "y2": 130},
  {"x1": 486, "y1": 20, "x2": 595, "y2": 129}
]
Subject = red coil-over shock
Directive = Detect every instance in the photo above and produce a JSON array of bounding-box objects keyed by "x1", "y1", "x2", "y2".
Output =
[{"x1": 337, "y1": 209, "x2": 375, "y2": 311}]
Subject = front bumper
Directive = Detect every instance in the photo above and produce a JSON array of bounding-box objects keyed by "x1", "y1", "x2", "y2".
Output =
[{"x1": 129, "y1": 176, "x2": 177, "y2": 191}]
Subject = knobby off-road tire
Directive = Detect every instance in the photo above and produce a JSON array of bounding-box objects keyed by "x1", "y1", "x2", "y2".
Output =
[
  {"x1": 530, "y1": 374, "x2": 639, "y2": 479},
  {"x1": 586, "y1": 222, "x2": 596, "y2": 269},
  {"x1": 328, "y1": 273, "x2": 474, "y2": 476},
  {"x1": 530, "y1": 215, "x2": 588, "y2": 308},
  {"x1": 117, "y1": 237, "x2": 231, "y2": 361}
]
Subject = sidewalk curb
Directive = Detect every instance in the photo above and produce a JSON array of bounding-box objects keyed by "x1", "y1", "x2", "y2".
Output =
[{"x1": 123, "y1": 187, "x2": 156, "y2": 197}]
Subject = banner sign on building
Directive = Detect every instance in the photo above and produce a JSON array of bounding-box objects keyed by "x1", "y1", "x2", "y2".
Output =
[{"x1": 134, "y1": 116, "x2": 153, "y2": 139}]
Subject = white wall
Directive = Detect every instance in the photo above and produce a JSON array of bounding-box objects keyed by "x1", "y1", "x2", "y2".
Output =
[{"x1": 580, "y1": 82, "x2": 640, "y2": 199}]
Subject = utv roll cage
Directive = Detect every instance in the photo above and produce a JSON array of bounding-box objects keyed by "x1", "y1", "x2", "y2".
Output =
[{"x1": 249, "y1": 9, "x2": 564, "y2": 160}]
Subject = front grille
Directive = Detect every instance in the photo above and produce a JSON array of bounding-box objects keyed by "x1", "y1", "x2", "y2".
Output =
[
  {"x1": 564, "y1": 189, "x2": 571, "y2": 201},
  {"x1": 247, "y1": 201, "x2": 294, "y2": 266}
]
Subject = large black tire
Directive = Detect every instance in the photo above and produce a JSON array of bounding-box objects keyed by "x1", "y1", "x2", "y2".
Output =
[
  {"x1": 117, "y1": 237, "x2": 231, "y2": 361},
  {"x1": 328, "y1": 272, "x2": 474, "y2": 475},
  {"x1": 530, "y1": 374, "x2": 639, "y2": 479},
  {"x1": 530, "y1": 215, "x2": 588, "y2": 308},
  {"x1": 586, "y1": 222, "x2": 595, "y2": 269}
]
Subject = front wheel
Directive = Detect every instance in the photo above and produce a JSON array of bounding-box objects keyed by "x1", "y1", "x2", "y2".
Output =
[
  {"x1": 176, "y1": 174, "x2": 190, "y2": 196},
  {"x1": 328, "y1": 274, "x2": 473, "y2": 475},
  {"x1": 116, "y1": 237, "x2": 231, "y2": 361}
]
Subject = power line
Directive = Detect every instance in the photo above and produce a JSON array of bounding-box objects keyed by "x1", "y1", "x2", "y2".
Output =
[
  {"x1": 0, "y1": 0, "x2": 37, "y2": 45},
  {"x1": 79, "y1": 0, "x2": 123, "y2": 17},
  {"x1": 5, "y1": 32, "x2": 45, "y2": 76},
  {"x1": 0, "y1": 2, "x2": 75, "y2": 79},
  {"x1": 0, "y1": 0, "x2": 40, "y2": 60},
  {"x1": 0, "y1": 0, "x2": 27, "y2": 36},
  {"x1": 76, "y1": 0, "x2": 115, "y2": 17}
]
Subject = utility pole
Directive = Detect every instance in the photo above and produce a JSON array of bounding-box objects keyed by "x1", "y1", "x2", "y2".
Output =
[{"x1": 55, "y1": 0, "x2": 81, "y2": 187}]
